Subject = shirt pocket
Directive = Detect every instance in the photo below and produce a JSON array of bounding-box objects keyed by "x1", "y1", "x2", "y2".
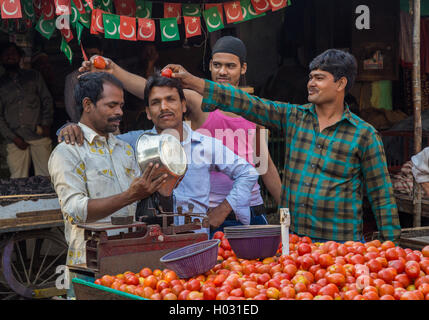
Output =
[{"x1": 324, "y1": 141, "x2": 358, "y2": 178}]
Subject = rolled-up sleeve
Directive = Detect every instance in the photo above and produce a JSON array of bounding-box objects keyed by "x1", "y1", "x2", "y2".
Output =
[
  {"x1": 411, "y1": 147, "x2": 429, "y2": 183},
  {"x1": 210, "y1": 138, "x2": 259, "y2": 225},
  {"x1": 48, "y1": 144, "x2": 89, "y2": 224}
]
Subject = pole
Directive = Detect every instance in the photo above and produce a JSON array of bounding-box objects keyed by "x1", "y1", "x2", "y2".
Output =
[
  {"x1": 280, "y1": 208, "x2": 290, "y2": 256},
  {"x1": 412, "y1": 0, "x2": 422, "y2": 227}
]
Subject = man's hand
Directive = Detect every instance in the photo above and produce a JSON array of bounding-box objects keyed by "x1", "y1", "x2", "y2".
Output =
[
  {"x1": 162, "y1": 64, "x2": 206, "y2": 94},
  {"x1": 78, "y1": 55, "x2": 115, "y2": 75},
  {"x1": 127, "y1": 163, "x2": 168, "y2": 202},
  {"x1": 13, "y1": 136, "x2": 29, "y2": 150},
  {"x1": 58, "y1": 123, "x2": 84, "y2": 146},
  {"x1": 41, "y1": 125, "x2": 50, "y2": 137},
  {"x1": 207, "y1": 200, "x2": 233, "y2": 228}
]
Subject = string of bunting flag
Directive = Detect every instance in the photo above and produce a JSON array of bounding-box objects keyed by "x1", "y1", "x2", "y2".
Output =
[{"x1": 0, "y1": 0, "x2": 292, "y2": 63}]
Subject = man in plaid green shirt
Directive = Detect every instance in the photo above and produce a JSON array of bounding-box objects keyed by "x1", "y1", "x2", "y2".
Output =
[{"x1": 165, "y1": 49, "x2": 401, "y2": 242}]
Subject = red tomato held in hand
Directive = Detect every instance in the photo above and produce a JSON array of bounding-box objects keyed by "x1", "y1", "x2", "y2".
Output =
[
  {"x1": 213, "y1": 231, "x2": 225, "y2": 240},
  {"x1": 93, "y1": 56, "x2": 106, "y2": 69},
  {"x1": 161, "y1": 68, "x2": 173, "y2": 78}
]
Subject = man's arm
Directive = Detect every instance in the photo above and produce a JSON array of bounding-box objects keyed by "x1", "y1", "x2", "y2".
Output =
[
  {"x1": 79, "y1": 56, "x2": 147, "y2": 100},
  {"x1": 0, "y1": 97, "x2": 17, "y2": 142},
  {"x1": 362, "y1": 132, "x2": 401, "y2": 242},
  {"x1": 165, "y1": 64, "x2": 292, "y2": 132}
]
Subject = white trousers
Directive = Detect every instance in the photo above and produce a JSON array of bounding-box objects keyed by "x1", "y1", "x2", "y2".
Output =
[{"x1": 6, "y1": 137, "x2": 52, "y2": 178}]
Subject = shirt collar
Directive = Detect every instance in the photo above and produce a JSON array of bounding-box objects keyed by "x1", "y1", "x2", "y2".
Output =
[
  {"x1": 302, "y1": 103, "x2": 358, "y2": 128},
  {"x1": 149, "y1": 121, "x2": 204, "y2": 146},
  {"x1": 78, "y1": 122, "x2": 119, "y2": 146}
]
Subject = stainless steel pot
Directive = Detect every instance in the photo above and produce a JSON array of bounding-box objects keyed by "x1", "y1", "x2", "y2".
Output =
[{"x1": 135, "y1": 133, "x2": 187, "y2": 197}]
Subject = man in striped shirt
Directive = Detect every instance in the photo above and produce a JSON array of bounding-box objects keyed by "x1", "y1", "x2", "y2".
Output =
[{"x1": 165, "y1": 49, "x2": 401, "y2": 242}]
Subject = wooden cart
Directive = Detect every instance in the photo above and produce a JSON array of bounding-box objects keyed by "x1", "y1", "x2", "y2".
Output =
[{"x1": 0, "y1": 194, "x2": 67, "y2": 300}]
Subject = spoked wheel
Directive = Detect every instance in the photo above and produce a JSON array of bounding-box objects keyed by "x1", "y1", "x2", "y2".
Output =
[{"x1": 1, "y1": 230, "x2": 68, "y2": 299}]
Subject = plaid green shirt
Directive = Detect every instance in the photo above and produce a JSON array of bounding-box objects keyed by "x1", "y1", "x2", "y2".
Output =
[{"x1": 202, "y1": 80, "x2": 401, "y2": 242}]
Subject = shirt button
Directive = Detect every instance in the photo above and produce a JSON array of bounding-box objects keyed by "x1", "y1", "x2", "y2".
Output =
[
  {"x1": 301, "y1": 204, "x2": 305, "y2": 207},
  {"x1": 305, "y1": 182, "x2": 310, "y2": 186},
  {"x1": 311, "y1": 164, "x2": 316, "y2": 168},
  {"x1": 317, "y1": 144, "x2": 322, "y2": 149}
]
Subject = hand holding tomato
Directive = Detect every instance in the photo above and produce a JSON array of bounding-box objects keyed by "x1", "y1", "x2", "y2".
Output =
[
  {"x1": 161, "y1": 67, "x2": 173, "y2": 78},
  {"x1": 93, "y1": 56, "x2": 106, "y2": 69}
]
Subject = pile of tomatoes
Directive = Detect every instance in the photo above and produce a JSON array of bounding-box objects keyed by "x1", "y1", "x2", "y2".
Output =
[{"x1": 94, "y1": 231, "x2": 429, "y2": 300}]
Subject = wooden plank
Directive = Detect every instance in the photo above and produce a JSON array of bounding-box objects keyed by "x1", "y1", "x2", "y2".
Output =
[
  {"x1": 16, "y1": 209, "x2": 61, "y2": 218},
  {"x1": 0, "y1": 213, "x2": 63, "y2": 228},
  {"x1": 0, "y1": 221, "x2": 64, "y2": 234}
]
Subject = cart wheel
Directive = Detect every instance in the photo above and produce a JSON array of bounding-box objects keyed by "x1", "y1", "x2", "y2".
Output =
[{"x1": 1, "y1": 230, "x2": 68, "y2": 299}]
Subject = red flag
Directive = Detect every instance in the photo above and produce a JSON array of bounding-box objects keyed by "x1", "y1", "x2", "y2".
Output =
[
  {"x1": 55, "y1": 0, "x2": 70, "y2": 15},
  {"x1": 42, "y1": 0, "x2": 55, "y2": 20},
  {"x1": 61, "y1": 27, "x2": 74, "y2": 42},
  {"x1": 184, "y1": 16, "x2": 201, "y2": 39},
  {"x1": 90, "y1": 8, "x2": 104, "y2": 34},
  {"x1": 250, "y1": 0, "x2": 271, "y2": 14},
  {"x1": 0, "y1": 0, "x2": 23, "y2": 19},
  {"x1": 114, "y1": 0, "x2": 135, "y2": 17},
  {"x1": 120, "y1": 16, "x2": 136, "y2": 41},
  {"x1": 137, "y1": 17, "x2": 155, "y2": 41},
  {"x1": 269, "y1": 0, "x2": 287, "y2": 11},
  {"x1": 223, "y1": 1, "x2": 243, "y2": 24},
  {"x1": 164, "y1": 2, "x2": 181, "y2": 24},
  {"x1": 34, "y1": 0, "x2": 43, "y2": 17},
  {"x1": 72, "y1": 0, "x2": 85, "y2": 14},
  {"x1": 205, "y1": 4, "x2": 224, "y2": 24}
]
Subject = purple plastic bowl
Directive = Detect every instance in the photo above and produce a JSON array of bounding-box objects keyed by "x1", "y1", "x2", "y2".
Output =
[
  {"x1": 227, "y1": 235, "x2": 281, "y2": 260},
  {"x1": 160, "y1": 239, "x2": 220, "y2": 279}
]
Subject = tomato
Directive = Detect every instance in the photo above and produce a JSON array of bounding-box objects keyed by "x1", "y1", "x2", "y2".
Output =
[
  {"x1": 381, "y1": 240, "x2": 395, "y2": 251},
  {"x1": 220, "y1": 238, "x2": 231, "y2": 251},
  {"x1": 326, "y1": 273, "x2": 346, "y2": 287},
  {"x1": 185, "y1": 279, "x2": 201, "y2": 292},
  {"x1": 150, "y1": 293, "x2": 162, "y2": 300},
  {"x1": 93, "y1": 56, "x2": 106, "y2": 69},
  {"x1": 343, "y1": 289, "x2": 359, "y2": 300},
  {"x1": 202, "y1": 286, "x2": 217, "y2": 300},
  {"x1": 213, "y1": 231, "x2": 224, "y2": 240},
  {"x1": 100, "y1": 275, "x2": 115, "y2": 287},
  {"x1": 308, "y1": 283, "x2": 322, "y2": 296},
  {"x1": 379, "y1": 294, "x2": 395, "y2": 300},
  {"x1": 144, "y1": 275, "x2": 157, "y2": 289},
  {"x1": 366, "y1": 259, "x2": 382, "y2": 273},
  {"x1": 422, "y1": 245, "x2": 429, "y2": 258},
  {"x1": 94, "y1": 278, "x2": 102, "y2": 285},
  {"x1": 139, "y1": 267, "x2": 152, "y2": 278},
  {"x1": 216, "y1": 291, "x2": 229, "y2": 300},
  {"x1": 400, "y1": 291, "x2": 421, "y2": 300},
  {"x1": 406, "y1": 252, "x2": 420, "y2": 262},
  {"x1": 161, "y1": 68, "x2": 173, "y2": 78},
  {"x1": 187, "y1": 291, "x2": 204, "y2": 300},
  {"x1": 279, "y1": 286, "x2": 295, "y2": 299},
  {"x1": 297, "y1": 243, "x2": 312, "y2": 256},
  {"x1": 377, "y1": 267, "x2": 397, "y2": 284},
  {"x1": 296, "y1": 292, "x2": 313, "y2": 300},
  {"x1": 388, "y1": 259, "x2": 405, "y2": 274},
  {"x1": 405, "y1": 261, "x2": 421, "y2": 279}
]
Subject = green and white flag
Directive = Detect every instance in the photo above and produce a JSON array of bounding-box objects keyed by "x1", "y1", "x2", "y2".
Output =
[
  {"x1": 60, "y1": 37, "x2": 73, "y2": 64},
  {"x1": 70, "y1": 0, "x2": 81, "y2": 28},
  {"x1": 22, "y1": 0, "x2": 35, "y2": 20},
  {"x1": 103, "y1": 13, "x2": 120, "y2": 39},
  {"x1": 238, "y1": 0, "x2": 265, "y2": 23},
  {"x1": 79, "y1": 12, "x2": 91, "y2": 28},
  {"x1": 136, "y1": 0, "x2": 152, "y2": 18},
  {"x1": 76, "y1": 21, "x2": 84, "y2": 45},
  {"x1": 99, "y1": 0, "x2": 113, "y2": 13},
  {"x1": 182, "y1": 3, "x2": 201, "y2": 17},
  {"x1": 203, "y1": 6, "x2": 224, "y2": 32},
  {"x1": 160, "y1": 18, "x2": 179, "y2": 42},
  {"x1": 35, "y1": 17, "x2": 55, "y2": 40}
]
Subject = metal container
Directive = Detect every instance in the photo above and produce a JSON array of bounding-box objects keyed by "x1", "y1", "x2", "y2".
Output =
[{"x1": 135, "y1": 133, "x2": 187, "y2": 197}]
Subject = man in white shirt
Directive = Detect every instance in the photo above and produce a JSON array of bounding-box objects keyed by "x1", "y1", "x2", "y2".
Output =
[{"x1": 48, "y1": 72, "x2": 165, "y2": 295}]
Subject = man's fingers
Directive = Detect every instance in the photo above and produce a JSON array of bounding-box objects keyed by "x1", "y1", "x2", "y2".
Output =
[{"x1": 142, "y1": 162, "x2": 154, "y2": 180}]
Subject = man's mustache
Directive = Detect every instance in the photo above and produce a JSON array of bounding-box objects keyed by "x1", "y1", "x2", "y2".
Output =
[{"x1": 108, "y1": 116, "x2": 122, "y2": 122}]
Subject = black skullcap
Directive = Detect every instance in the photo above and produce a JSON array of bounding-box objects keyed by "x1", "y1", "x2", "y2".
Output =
[{"x1": 211, "y1": 36, "x2": 247, "y2": 63}]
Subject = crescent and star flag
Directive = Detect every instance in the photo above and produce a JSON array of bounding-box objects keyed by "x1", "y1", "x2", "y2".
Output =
[
  {"x1": 22, "y1": 0, "x2": 35, "y2": 20},
  {"x1": 70, "y1": 0, "x2": 81, "y2": 27},
  {"x1": 72, "y1": 0, "x2": 85, "y2": 14},
  {"x1": 223, "y1": 1, "x2": 243, "y2": 24},
  {"x1": 203, "y1": 6, "x2": 224, "y2": 32},
  {"x1": 238, "y1": 0, "x2": 265, "y2": 22},
  {"x1": 137, "y1": 17, "x2": 155, "y2": 41},
  {"x1": 61, "y1": 37, "x2": 73, "y2": 63},
  {"x1": 41, "y1": 0, "x2": 55, "y2": 20},
  {"x1": 102, "y1": 12, "x2": 120, "y2": 39},
  {"x1": 60, "y1": 27, "x2": 74, "y2": 42},
  {"x1": 183, "y1": 16, "x2": 201, "y2": 39},
  {"x1": 79, "y1": 11, "x2": 91, "y2": 28},
  {"x1": 83, "y1": 0, "x2": 93, "y2": 10},
  {"x1": 99, "y1": 0, "x2": 113, "y2": 13},
  {"x1": 54, "y1": 0, "x2": 70, "y2": 15},
  {"x1": 114, "y1": 0, "x2": 135, "y2": 17},
  {"x1": 204, "y1": 3, "x2": 223, "y2": 23},
  {"x1": 0, "y1": 0, "x2": 23, "y2": 19},
  {"x1": 120, "y1": 15, "x2": 136, "y2": 41},
  {"x1": 250, "y1": 0, "x2": 271, "y2": 14},
  {"x1": 136, "y1": 0, "x2": 151, "y2": 18},
  {"x1": 269, "y1": 0, "x2": 288, "y2": 11},
  {"x1": 164, "y1": 2, "x2": 181, "y2": 24},
  {"x1": 160, "y1": 17, "x2": 179, "y2": 42},
  {"x1": 76, "y1": 20, "x2": 83, "y2": 44},
  {"x1": 182, "y1": 3, "x2": 200, "y2": 17},
  {"x1": 35, "y1": 16, "x2": 55, "y2": 39},
  {"x1": 91, "y1": 8, "x2": 104, "y2": 34}
]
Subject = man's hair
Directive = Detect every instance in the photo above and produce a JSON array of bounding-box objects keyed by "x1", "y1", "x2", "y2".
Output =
[
  {"x1": 309, "y1": 49, "x2": 357, "y2": 94},
  {"x1": 74, "y1": 72, "x2": 123, "y2": 116},
  {"x1": 144, "y1": 75, "x2": 185, "y2": 107}
]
